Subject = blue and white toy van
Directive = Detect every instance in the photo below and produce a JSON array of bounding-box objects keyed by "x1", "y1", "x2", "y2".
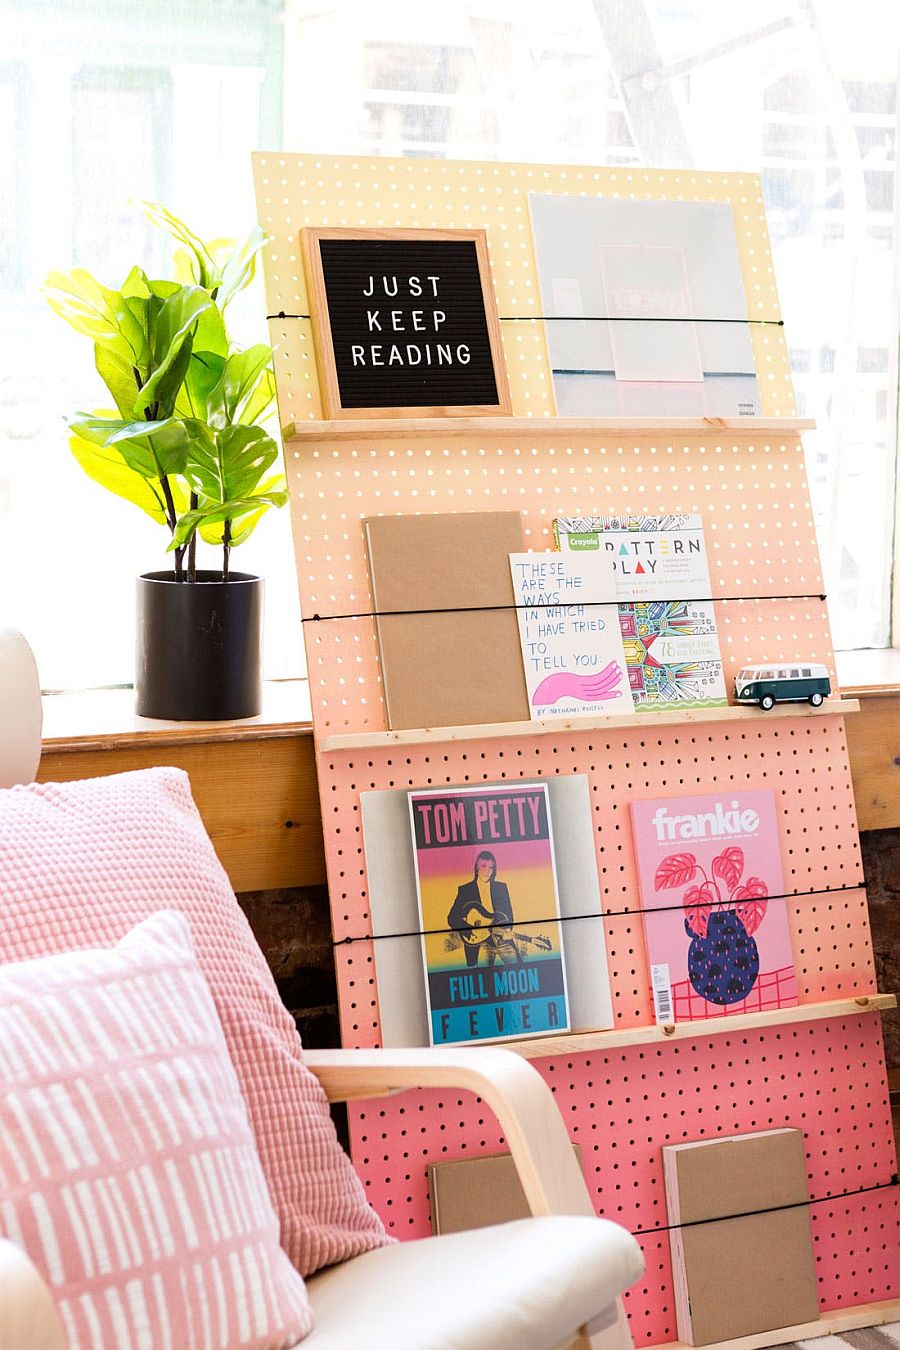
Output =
[{"x1": 734, "y1": 663, "x2": 831, "y2": 711}]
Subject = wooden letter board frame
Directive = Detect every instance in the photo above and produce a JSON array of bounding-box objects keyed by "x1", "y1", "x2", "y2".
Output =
[
  {"x1": 254, "y1": 152, "x2": 899, "y2": 1349},
  {"x1": 299, "y1": 225, "x2": 512, "y2": 419}
]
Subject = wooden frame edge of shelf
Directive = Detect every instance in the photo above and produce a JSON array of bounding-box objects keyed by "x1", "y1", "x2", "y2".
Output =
[
  {"x1": 651, "y1": 1297, "x2": 900, "y2": 1350},
  {"x1": 317, "y1": 699, "x2": 861, "y2": 752},
  {"x1": 285, "y1": 415, "x2": 817, "y2": 441},
  {"x1": 426, "y1": 995, "x2": 895, "y2": 1064}
]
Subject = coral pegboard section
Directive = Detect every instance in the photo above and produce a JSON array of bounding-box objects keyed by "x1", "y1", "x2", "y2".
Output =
[{"x1": 253, "y1": 152, "x2": 898, "y2": 1347}]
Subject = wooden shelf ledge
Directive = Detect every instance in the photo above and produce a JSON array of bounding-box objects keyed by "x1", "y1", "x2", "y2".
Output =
[
  {"x1": 653, "y1": 1296, "x2": 900, "y2": 1350},
  {"x1": 489, "y1": 994, "x2": 897, "y2": 1062},
  {"x1": 318, "y1": 698, "x2": 860, "y2": 753},
  {"x1": 286, "y1": 415, "x2": 815, "y2": 441}
]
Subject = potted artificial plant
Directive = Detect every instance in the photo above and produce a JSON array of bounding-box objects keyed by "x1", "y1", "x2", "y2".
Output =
[{"x1": 44, "y1": 204, "x2": 287, "y2": 721}]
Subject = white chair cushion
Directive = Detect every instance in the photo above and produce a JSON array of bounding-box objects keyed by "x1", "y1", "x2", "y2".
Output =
[{"x1": 304, "y1": 1214, "x2": 643, "y2": 1350}]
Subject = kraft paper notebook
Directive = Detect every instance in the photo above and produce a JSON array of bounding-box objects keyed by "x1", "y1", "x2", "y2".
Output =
[
  {"x1": 364, "y1": 510, "x2": 530, "y2": 730},
  {"x1": 428, "y1": 1146, "x2": 582, "y2": 1235},
  {"x1": 663, "y1": 1128, "x2": 819, "y2": 1345}
]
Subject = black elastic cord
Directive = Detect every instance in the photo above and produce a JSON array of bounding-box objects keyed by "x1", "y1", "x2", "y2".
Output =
[
  {"x1": 627, "y1": 1176, "x2": 898, "y2": 1239},
  {"x1": 303, "y1": 592, "x2": 827, "y2": 625},
  {"x1": 267, "y1": 311, "x2": 784, "y2": 326},
  {"x1": 332, "y1": 880, "x2": 867, "y2": 948}
]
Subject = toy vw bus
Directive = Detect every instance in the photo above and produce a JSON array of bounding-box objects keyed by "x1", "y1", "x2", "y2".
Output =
[{"x1": 734, "y1": 663, "x2": 831, "y2": 710}]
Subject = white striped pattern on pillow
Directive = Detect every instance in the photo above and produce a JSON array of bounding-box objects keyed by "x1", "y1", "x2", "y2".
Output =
[{"x1": 0, "y1": 909, "x2": 312, "y2": 1350}]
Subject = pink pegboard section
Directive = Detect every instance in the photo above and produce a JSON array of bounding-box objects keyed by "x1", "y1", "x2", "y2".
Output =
[{"x1": 351, "y1": 1016, "x2": 899, "y2": 1344}]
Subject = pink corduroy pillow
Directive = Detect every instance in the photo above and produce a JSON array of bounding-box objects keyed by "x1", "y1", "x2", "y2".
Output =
[
  {"x1": 0, "y1": 768, "x2": 389, "y2": 1276},
  {"x1": 0, "y1": 909, "x2": 313, "y2": 1349}
]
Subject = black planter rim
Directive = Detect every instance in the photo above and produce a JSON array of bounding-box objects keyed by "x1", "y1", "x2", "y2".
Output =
[{"x1": 139, "y1": 570, "x2": 260, "y2": 587}]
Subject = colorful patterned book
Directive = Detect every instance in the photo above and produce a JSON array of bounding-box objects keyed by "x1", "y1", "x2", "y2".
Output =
[
  {"x1": 409, "y1": 783, "x2": 570, "y2": 1045},
  {"x1": 630, "y1": 789, "x2": 798, "y2": 1023},
  {"x1": 554, "y1": 514, "x2": 728, "y2": 711}
]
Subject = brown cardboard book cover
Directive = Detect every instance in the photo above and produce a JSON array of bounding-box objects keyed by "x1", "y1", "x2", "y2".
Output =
[
  {"x1": 428, "y1": 1146, "x2": 582, "y2": 1235},
  {"x1": 364, "y1": 511, "x2": 530, "y2": 730},
  {"x1": 663, "y1": 1128, "x2": 819, "y2": 1346}
]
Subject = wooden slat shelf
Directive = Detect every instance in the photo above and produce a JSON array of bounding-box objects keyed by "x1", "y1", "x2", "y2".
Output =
[
  {"x1": 318, "y1": 698, "x2": 861, "y2": 752},
  {"x1": 652, "y1": 1296, "x2": 900, "y2": 1350},
  {"x1": 286, "y1": 415, "x2": 816, "y2": 441},
  {"x1": 496, "y1": 994, "x2": 897, "y2": 1062}
]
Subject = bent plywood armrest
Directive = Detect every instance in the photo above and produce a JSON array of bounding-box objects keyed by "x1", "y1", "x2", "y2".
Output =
[
  {"x1": 0, "y1": 1238, "x2": 66, "y2": 1350},
  {"x1": 304, "y1": 1046, "x2": 592, "y2": 1218}
]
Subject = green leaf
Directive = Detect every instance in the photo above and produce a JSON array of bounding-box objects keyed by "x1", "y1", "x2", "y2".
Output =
[
  {"x1": 198, "y1": 476, "x2": 288, "y2": 546},
  {"x1": 70, "y1": 414, "x2": 189, "y2": 480},
  {"x1": 238, "y1": 365, "x2": 277, "y2": 427},
  {"x1": 205, "y1": 345, "x2": 273, "y2": 429},
  {"x1": 142, "y1": 201, "x2": 220, "y2": 291},
  {"x1": 193, "y1": 303, "x2": 229, "y2": 358},
  {"x1": 216, "y1": 223, "x2": 267, "y2": 309},
  {"x1": 121, "y1": 266, "x2": 151, "y2": 300},
  {"x1": 69, "y1": 432, "x2": 169, "y2": 523},
  {"x1": 95, "y1": 345, "x2": 140, "y2": 419},
  {"x1": 186, "y1": 424, "x2": 278, "y2": 505},
  {"x1": 136, "y1": 285, "x2": 213, "y2": 415},
  {"x1": 172, "y1": 489, "x2": 287, "y2": 549},
  {"x1": 175, "y1": 352, "x2": 225, "y2": 420},
  {"x1": 148, "y1": 331, "x2": 195, "y2": 420},
  {"x1": 43, "y1": 269, "x2": 147, "y2": 366},
  {"x1": 110, "y1": 419, "x2": 190, "y2": 480}
]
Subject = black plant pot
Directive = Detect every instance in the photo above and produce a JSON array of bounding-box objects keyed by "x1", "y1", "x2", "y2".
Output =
[{"x1": 135, "y1": 571, "x2": 262, "y2": 721}]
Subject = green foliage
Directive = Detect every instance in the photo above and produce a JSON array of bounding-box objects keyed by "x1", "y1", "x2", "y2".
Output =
[{"x1": 44, "y1": 204, "x2": 285, "y2": 581}]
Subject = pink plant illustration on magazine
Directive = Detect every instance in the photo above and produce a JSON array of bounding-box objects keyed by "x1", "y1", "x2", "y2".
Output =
[{"x1": 630, "y1": 791, "x2": 798, "y2": 1022}]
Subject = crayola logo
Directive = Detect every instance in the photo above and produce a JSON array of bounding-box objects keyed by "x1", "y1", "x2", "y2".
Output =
[{"x1": 566, "y1": 533, "x2": 600, "y2": 551}]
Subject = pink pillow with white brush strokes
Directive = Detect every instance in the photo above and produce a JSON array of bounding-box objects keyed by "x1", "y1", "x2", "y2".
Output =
[
  {"x1": 0, "y1": 768, "x2": 389, "y2": 1277},
  {"x1": 0, "y1": 909, "x2": 312, "y2": 1349}
]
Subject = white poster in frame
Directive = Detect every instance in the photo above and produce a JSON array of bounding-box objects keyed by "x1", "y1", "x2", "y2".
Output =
[{"x1": 528, "y1": 194, "x2": 761, "y2": 418}]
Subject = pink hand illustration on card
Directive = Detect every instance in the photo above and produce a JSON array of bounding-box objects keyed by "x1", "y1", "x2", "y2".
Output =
[{"x1": 532, "y1": 661, "x2": 625, "y2": 708}]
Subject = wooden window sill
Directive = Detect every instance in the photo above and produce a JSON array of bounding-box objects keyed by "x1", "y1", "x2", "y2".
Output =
[
  {"x1": 40, "y1": 680, "x2": 314, "y2": 753},
  {"x1": 835, "y1": 647, "x2": 900, "y2": 695}
]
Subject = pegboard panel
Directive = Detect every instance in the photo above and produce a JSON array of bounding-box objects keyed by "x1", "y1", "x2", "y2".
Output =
[
  {"x1": 350, "y1": 1016, "x2": 899, "y2": 1342},
  {"x1": 287, "y1": 427, "x2": 830, "y2": 736},
  {"x1": 253, "y1": 151, "x2": 898, "y2": 1340},
  {"x1": 253, "y1": 152, "x2": 796, "y2": 423},
  {"x1": 325, "y1": 717, "x2": 873, "y2": 1046}
]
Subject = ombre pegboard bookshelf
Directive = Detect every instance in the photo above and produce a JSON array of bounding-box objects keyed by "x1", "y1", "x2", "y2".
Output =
[{"x1": 253, "y1": 153, "x2": 899, "y2": 1346}]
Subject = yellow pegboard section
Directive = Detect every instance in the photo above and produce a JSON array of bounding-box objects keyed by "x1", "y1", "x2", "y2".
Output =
[{"x1": 252, "y1": 154, "x2": 796, "y2": 426}]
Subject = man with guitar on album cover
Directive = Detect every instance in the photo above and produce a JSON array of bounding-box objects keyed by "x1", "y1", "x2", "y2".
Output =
[{"x1": 448, "y1": 850, "x2": 526, "y2": 969}]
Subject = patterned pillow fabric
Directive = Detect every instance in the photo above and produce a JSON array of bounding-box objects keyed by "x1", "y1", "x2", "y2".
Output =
[
  {"x1": 0, "y1": 768, "x2": 389, "y2": 1276},
  {"x1": 0, "y1": 910, "x2": 313, "y2": 1349}
]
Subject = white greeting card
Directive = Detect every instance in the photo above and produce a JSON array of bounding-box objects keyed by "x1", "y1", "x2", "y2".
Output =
[{"x1": 509, "y1": 552, "x2": 633, "y2": 720}]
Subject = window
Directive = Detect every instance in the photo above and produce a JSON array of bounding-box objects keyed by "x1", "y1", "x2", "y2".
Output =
[{"x1": 1, "y1": 0, "x2": 897, "y2": 690}]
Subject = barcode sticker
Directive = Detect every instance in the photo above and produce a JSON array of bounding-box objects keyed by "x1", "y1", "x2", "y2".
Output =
[{"x1": 651, "y1": 963, "x2": 673, "y2": 1024}]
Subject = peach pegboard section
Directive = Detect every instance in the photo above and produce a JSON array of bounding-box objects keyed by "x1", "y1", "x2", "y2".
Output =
[
  {"x1": 286, "y1": 423, "x2": 831, "y2": 737},
  {"x1": 252, "y1": 153, "x2": 795, "y2": 424},
  {"x1": 253, "y1": 151, "x2": 898, "y2": 1344}
]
